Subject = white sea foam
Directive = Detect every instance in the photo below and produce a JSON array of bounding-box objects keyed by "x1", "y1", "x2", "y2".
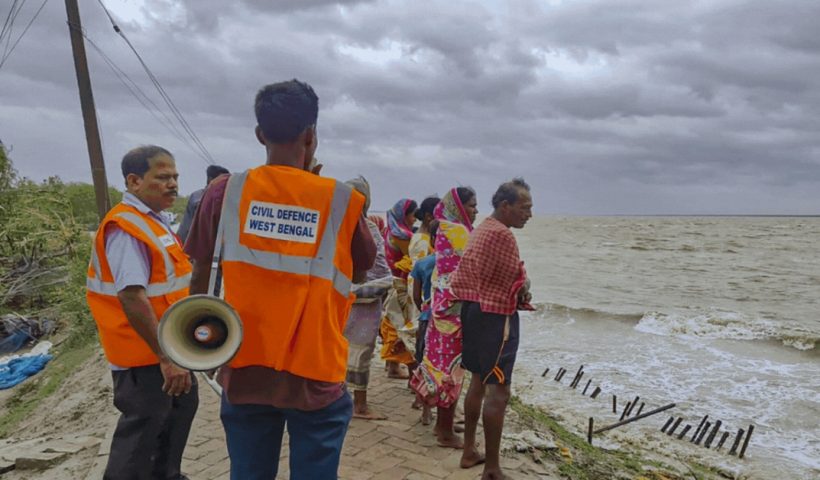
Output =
[
  {"x1": 513, "y1": 216, "x2": 820, "y2": 479},
  {"x1": 634, "y1": 310, "x2": 777, "y2": 341}
]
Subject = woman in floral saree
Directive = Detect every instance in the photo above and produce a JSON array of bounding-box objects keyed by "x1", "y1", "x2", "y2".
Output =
[
  {"x1": 380, "y1": 198, "x2": 419, "y2": 378},
  {"x1": 410, "y1": 187, "x2": 478, "y2": 448}
]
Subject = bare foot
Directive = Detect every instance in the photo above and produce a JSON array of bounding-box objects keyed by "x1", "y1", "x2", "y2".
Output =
[
  {"x1": 460, "y1": 447, "x2": 485, "y2": 468},
  {"x1": 437, "y1": 431, "x2": 464, "y2": 449},
  {"x1": 411, "y1": 398, "x2": 422, "y2": 410},
  {"x1": 454, "y1": 423, "x2": 465, "y2": 433},
  {"x1": 352, "y1": 408, "x2": 387, "y2": 420},
  {"x1": 481, "y1": 468, "x2": 505, "y2": 480}
]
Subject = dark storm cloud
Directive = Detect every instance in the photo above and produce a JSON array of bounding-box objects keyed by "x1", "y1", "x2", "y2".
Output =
[{"x1": 1, "y1": 0, "x2": 818, "y2": 214}]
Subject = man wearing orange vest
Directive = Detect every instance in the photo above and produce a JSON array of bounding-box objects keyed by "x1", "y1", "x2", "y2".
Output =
[
  {"x1": 184, "y1": 79, "x2": 376, "y2": 479},
  {"x1": 86, "y1": 145, "x2": 198, "y2": 480}
]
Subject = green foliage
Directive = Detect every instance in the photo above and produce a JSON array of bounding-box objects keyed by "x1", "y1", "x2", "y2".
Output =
[
  {"x1": 0, "y1": 142, "x2": 16, "y2": 191},
  {"x1": 0, "y1": 148, "x2": 93, "y2": 319},
  {"x1": 167, "y1": 194, "x2": 188, "y2": 222},
  {"x1": 0, "y1": 147, "x2": 99, "y2": 436},
  {"x1": 63, "y1": 182, "x2": 123, "y2": 230}
]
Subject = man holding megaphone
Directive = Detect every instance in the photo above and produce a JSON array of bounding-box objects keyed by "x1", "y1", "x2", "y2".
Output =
[
  {"x1": 86, "y1": 146, "x2": 198, "y2": 480},
  {"x1": 183, "y1": 79, "x2": 376, "y2": 480}
]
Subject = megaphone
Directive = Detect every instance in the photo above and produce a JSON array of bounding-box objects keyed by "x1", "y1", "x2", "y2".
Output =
[{"x1": 158, "y1": 294, "x2": 243, "y2": 371}]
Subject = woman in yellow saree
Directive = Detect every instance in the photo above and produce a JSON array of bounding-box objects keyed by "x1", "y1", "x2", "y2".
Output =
[{"x1": 380, "y1": 198, "x2": 418, "y2": 377}]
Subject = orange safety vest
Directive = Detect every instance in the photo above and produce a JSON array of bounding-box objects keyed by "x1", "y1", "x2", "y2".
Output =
[
  {"x1": 219, "y1": 165, "x2": 365, "y2": 382},
  {"x1": 86, "y1": 203, "x2": 192, "y2": 367}
]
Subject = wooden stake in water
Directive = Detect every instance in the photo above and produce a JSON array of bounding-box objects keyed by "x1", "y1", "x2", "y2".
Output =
[
  {"x1": 583, "y1": 379, "x2": 592, "y2": 395},
  {"x1": 667, "y1": 417, "x2": 682, "y2": 436},
  {"x1": 661, "y1": 417, "x2": 674, "y2": 433},
  {"x1": 612, "y1": 395, "x2": 617, "y2": 414},
  {"x1": 620, "y1": 401, "x2": 632, "y2": 421},
  {"x1": 588, "y1": 417, "x2": 594, "y2": 445},
  {"x1": 715, "y1": 431, "x2": 730, "y2": 451},
  {"x1": 554, "y1": 368, "x2": 564, "y2": 381},
  {"x1": 728, "y1": 428, "x2": 745, "y2": 456},
  {"x1": 593, "y1": 403, "x2": 677, "y2": 435},
  {"x1": 739, "y1": 425, "x2": 754, "y2": 459},
  {"x1": 635, "y1": 402, "x2": 645, "y2": 417},
  {"x1": 572, "y1": 371, "x2": 585, "y2": 389},
  {"x1": 541, "y1": 367, "x2": 550, "y2": 378},
  {"x1": 570, "y1": 365, "x2": 584, "y2": 388},
  {"x1": 625, "y1": 396, "x2": 640, "y2": 417},
  {"x1": 591, "y1": 387, "x2": 602, "y2": 399},
  {"x1": 704, "y1": 420, "x2": 722, "y2": 448},
  {"x1": 695, "y1": 422, "x2": 711, "y2": 445},
  {"x1": 691, "y1": 415, "x2": 709, "y2": 442},
  {"x1": 677, "y1": 424, "x2": 692, "y2": 440}
]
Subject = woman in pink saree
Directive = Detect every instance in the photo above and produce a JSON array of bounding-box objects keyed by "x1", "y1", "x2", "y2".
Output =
[{"x1": 410, "y1": 186, "x2": 478, "y2": 448}]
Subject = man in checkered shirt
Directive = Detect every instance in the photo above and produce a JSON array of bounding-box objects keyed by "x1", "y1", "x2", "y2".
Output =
[{"x1": 451, "y1": 178, "x2": 534, "y2": 480}]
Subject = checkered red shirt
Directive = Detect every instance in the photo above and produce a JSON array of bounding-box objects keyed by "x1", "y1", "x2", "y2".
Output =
[{"x1": 451, "y1": 217, "x2": 526, "y2": 315}]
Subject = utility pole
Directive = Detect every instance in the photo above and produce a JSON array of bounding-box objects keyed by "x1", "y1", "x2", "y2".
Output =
[{"x1": 65, "y1": 0, "x2": 111, "y2": 221}]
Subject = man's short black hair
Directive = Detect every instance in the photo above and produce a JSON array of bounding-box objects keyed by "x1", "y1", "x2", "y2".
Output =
[
  {"x1": 255, "y1": 79, "x2": 319, "y2": 144},
  {"x1": 121, "y1": 145, "x2": 172, "y2": 179},
  {"x1": 491, "y1": 178, "x2": 530, "y2": 209},
  {"x1": 415, "y1": 196, "x2": 440, "y2": 221},
  {"x1": 206, "y1": 164, "x2": 229, "y2": 183}
]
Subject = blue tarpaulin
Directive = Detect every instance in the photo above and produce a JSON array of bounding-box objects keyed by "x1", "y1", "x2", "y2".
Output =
[
  {"x1": 0, "y1": 330, "x2": 30, "y2": 355},
  {"x1": 0, "y1": 354, "x2": 52, "y2": 390}
]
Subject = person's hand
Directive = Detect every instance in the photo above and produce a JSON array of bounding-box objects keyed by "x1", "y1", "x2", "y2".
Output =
[
  {"x1": 160, "y1": 358, "x2": 192, "y2": 396},
  {"x1": 517, "y1": 278, "x2": 533, "y2": 308},
  {"x1": 310, "y1": 160, "x2": 323, "y2": 176},
  {"x1": 517, "y1": 278, "x2": 531, "y2": 300}
]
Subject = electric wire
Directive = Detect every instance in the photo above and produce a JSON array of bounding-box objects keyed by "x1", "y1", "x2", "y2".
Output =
[
  {"x1": 94, "y1": 0, "x2": 216, "y2": 165},
  {"x1": 70, "y1": 22, "x2": 203, "y2": 155},
  {"x1": 1, "y1": 0, "x2": 26, "y2": 63},
  {"x1": 0, "y1": 0, "x2": 50, "y2": 71}
]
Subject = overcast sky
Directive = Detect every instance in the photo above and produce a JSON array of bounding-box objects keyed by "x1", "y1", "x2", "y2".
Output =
[{"x1": 1, "y1": 0, "x2": 819, "y2": 214}]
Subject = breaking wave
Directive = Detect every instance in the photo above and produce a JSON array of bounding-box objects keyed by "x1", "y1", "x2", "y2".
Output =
[{"x1": 531, "y1": 302, "x2": 818, "y2": 353}]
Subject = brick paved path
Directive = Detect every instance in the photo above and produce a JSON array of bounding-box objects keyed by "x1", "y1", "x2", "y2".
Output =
[{"x1": 82, "y1": 362, "x2": 557, "y2": 480}]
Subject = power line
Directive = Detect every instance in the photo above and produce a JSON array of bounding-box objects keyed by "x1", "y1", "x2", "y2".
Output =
[
  {"x1": 0, "y1": 0, "x2": 49, "y2": 71},
  {"x1": 94, "y1": 0, "x2": 217, "y2": 165},
  {"x1": 0, "y1": 1, "x2": 20, "y2": 46},
  {"x1": 1, "y1": 0, "x2": 26, "y2": 60},
  {"x1": 74, "y1": 23, "x2": 202, "y2": 153}
]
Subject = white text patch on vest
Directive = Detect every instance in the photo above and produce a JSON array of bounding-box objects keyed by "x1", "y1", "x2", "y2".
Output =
[{"x1": 244, "y1": 201, "x2": 321, "y2": 244}]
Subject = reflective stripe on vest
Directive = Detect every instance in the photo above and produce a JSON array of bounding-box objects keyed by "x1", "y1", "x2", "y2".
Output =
[
  {"x1": 86, "y1": 211, "x2": 190, "y2": 298},
  {"x1": 220, "y1": 171, "x2": 354, "y2": 296}
]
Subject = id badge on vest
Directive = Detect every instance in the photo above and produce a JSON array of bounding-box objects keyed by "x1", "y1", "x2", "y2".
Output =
[{"x1": 244, "y1": 200, "x2": 320, "y2": 244}]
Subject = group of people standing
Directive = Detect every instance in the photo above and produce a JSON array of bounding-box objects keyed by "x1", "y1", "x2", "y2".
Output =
[
  {"x1": 346, "y1": 179, "x2": 534, "y2": 479},
  {"x1": 85, "y1": 77, "x2": 534, "y2": 480}
]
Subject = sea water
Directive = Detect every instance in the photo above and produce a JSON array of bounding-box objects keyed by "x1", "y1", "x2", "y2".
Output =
[{"x1": 511, "y1": 216, "x2": 819, "y2": 479}]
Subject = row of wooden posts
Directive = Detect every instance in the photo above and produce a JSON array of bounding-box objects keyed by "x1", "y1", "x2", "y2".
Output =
[
  {"x1": 542, "y1": 364, "x2": 754, "y2": 458},
  {"x1": 661, "y1": 414, "x2": 754, "y2": 459}
]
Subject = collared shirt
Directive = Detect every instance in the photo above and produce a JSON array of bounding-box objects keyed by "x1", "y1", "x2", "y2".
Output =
[
  {"x1": 104, "y1": 193, "x2": 176, "y2": 292},
  {"x1": 451, "y1": 216, "x2": 526, "y2": 316},
  {"x1": 104, "y1": 192, "x2": 177, "y2": 370}
]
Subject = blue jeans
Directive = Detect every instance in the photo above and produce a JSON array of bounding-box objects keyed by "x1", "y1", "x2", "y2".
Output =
[{"x1": 220, "y1": 392, "x2": 352, "y2": 480}]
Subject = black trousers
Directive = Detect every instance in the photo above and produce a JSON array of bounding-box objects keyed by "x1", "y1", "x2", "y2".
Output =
[{"x1": 104, "y1": 365, "x2": 199, "y2": 480}]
